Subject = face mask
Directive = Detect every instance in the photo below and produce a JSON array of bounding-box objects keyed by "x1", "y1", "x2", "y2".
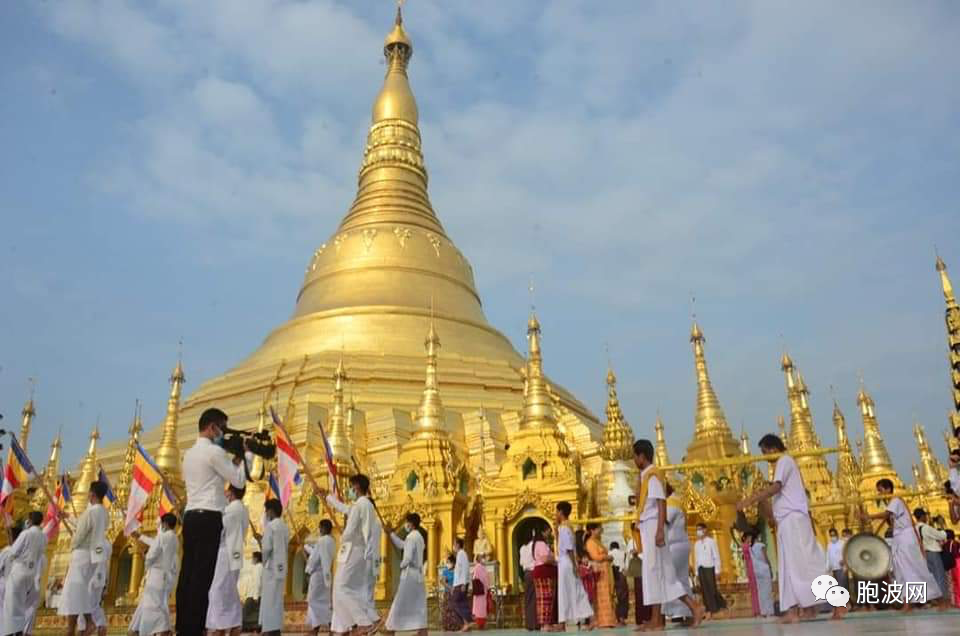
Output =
[
  {"x1": 213, "y1": 427, "x2": 225, "y2": 445},
  {"x1": 830, "y1": 537, "x2": 838, "y2": 543},
  {"x1": 405, "y1": 523, "x2": 413, "y2": 534},
  {"x1": 696, "y1": 529, "x2": 705, "y2": 538},
  {"x1": 347, "y1": 487, "x2": 357, "y2": 501}
]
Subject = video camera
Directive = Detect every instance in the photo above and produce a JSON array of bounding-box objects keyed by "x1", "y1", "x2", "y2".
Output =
[{"x1": 221, "y1": 426, "x2": 276, "y2": 462}]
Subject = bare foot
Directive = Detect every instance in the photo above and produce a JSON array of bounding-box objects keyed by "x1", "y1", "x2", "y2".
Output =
[
  {"x1": 778, "y1": 610, "x2": 800, "y2": 624},
  {"x1": 690, "y1": 604, "x2": 705, "y2": 628}
]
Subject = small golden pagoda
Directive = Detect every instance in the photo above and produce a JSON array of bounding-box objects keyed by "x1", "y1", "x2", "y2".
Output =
[
  {"x1": 779, "y1": 353, "x2": 833, "y2": 503},
  {"x1": 856, "y1": 381, "x2": 904, "y2": 508}
]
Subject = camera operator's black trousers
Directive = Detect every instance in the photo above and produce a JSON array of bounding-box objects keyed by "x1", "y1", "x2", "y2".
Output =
[{"x1": 176, "y1": 509, "x2": 223, "y2": 636}]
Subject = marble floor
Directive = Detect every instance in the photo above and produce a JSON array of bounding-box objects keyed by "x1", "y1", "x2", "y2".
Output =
[{"x1": 426, "y1": 611, "x2": 960, "y2": 636}]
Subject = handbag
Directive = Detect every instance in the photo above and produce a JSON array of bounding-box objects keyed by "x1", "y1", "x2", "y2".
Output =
[
  {"x1": 626, "y1": 555, "x2": 643, "y2": 578},
  {"x1": 941, "y1": 548, "x2": 956, "y2": 571},
  {"x1": 472, "y1": 578, "x2": 485, "y2": 596}
]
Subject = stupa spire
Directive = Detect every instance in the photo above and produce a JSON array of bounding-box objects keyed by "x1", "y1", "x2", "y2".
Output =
[
  {"x1": 600, "y1": 365, "x2": 633, "y2": 461},
  {"x1": 155, "y1": 355, "x2": 185, "y2": 477},
  {"x1": 686, "y1": 320, "x2": 739, "y2": 461},
  {"x1": 780, "y1": 354, "x2": 822, "y2": 450},
  {"x1": 913, "y1": 420, "x2": 947, "y2": 491},
  {"x1": 73, "y1": 425, "x2": 101, "y2": 514},
  {"x1": 777, "y1": 415, "x2": 788, "y2": 449},
  {"x1": 832, "y1": 399, "x2": 861, "y2": 498},
  {"x1": 327, "y1": 357, "x2": 356, "y2": 471},
  {"x1": 522, "y1": 311, "x2": 556, "y2": 428},
  {"x1": 856, "y1": 380, "x2": 902, "y2": 494},
  {"x1": 41, "y1": 431, "x2": 62, "y2": 486},
  {"x1": 415, "y1": 322, "x2": 446, "y2": 436},
  {"x1": 115, "y1": 402, "x2": 143, "y2": 509},
  {"x1": 935, "y1": 255, "x2": 960, "y2": 425},
  {"x1": 20, "y1": 382, "x2": 36, "y2": 452},
  {"x1": 654, "y1": 413, "x2": 671, "y2": 467}
]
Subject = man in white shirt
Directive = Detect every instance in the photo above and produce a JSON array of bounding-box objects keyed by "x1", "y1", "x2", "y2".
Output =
[
  {"x1": 633, "y1": 440, "x2": 703, "y2": 630},
  {"x1": 176, "y1": 408, "x2": 251, "y2": 636},
  {"x1": 825, "y1": 527, "x2": 848, "y2": 592},
  {"x1": 451, "y1": 538, "x2": 475, "y2": 631},
  {"x1": 693, "y1": 523, "x2": 725, "y2": 619},
  {"x1": 3, "y1": 511, "x2": 47, "y2": 636},
  {"x1": 59, "y1": 480, "x2": 109, "y2": 636},
  {"x1": 608, "y1": 541, "x2": 629, "y2": 624},
  {"x1": 518, "y1": 535, "x2": 536, "y2": 630},
  {"x1": 914, "y1": 507, "x2": 948, "y2": 607},
  {"x1": 738, "y1": 434, "x2": 834, "y2": 623}
]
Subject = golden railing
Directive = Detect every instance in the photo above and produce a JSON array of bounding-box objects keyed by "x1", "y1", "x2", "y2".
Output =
[{"x1": 659, "y1": 447, "x2": 838, "y2": 472}]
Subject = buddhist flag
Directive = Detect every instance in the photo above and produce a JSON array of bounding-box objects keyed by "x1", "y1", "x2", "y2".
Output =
[
  {"x1": 42, "y1": 477, "x2": 65, "y2": 541},
  {"x1": 270, "y1": 409, "x2": 301, "y2": 508},
  {"x1": 158, "y1": 481, "x2": 176, "y2": 518},
  {"x1": 124, "y1": 442, "x2": 162, "y2": 535},
  {"x1": 98, "y1": 466, "x2": 116, "y2": 509},
  {"x1": 266, "y1": 472, "x2": 281, "y2": 501},
  {"x1": 317, "y1": 419, "x2": 340, "y2": 495},
  {"x1": 0, "y1": 435, "x2": 36, "y2": 519}
]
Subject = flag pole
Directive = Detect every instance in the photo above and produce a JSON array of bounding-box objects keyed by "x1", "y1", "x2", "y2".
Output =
[{"x1": 269, "y1": 408, "x2": 342, "y2": 531}]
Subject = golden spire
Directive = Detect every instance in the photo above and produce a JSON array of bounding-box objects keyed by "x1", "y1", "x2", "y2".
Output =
[
  {"x1": 155, "y1": 356, "x2": 185, "y2": 477},
  {"x1": 655, "y1": 412, "x2": 671, "y2": 467},
  {"x1": 20, "y1": 383, "x2": 36, "y2": 452},
  {"x1": 522, "y1": 311, "x2": 556, "y2": 428},
  {"x1": 779, "y1": 355, "x2": 832, "y2": 499},
  {"x1": 856, "y1": 380, "x2": 901, "y2": 492},
  {"x1": 74, "y1": 425, "x2": 101, "y2": 514},
  {"x1": 832, "y1": 399, "x2": 861, "y2": 497},
  {"x1": 739, "y1": 428, "x2": 750, "y2": 456},
  {"x1": 600, "y1": 365, "x2": 633, "y2": 461},
  {"x1": 115, "y1": 403, "x2": 143, "y2": 509},
  {"x1": 935, "y1": 255, "x2": 960, "y2": 420},
  {"x1": 41, "y1": 431, "x2": 62, "y2": 487},
  {"x1": 414, "y1": 322, "x2": 446, "y2": 436},
  {"x1": 685, "y1": 320, "x2": 739, "y2": 461},
  {"x1": 777, "y1": 415, "x2": 788, "y2": 449},
  {"x1": 912, "y1": 420, "x2": 947, "y2": 490}
]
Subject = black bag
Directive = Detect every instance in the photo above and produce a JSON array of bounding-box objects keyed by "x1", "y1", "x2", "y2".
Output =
[
  {"x1": 941, "y1": 548, "x2": 956, "y2": 572},
  {"x1": 472, "y1": 578, "x2": 485, "y2": 596}
]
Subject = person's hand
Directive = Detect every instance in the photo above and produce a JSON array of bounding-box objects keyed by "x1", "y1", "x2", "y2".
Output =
[
  {"x1": 316, "y1": 487, "x2": 329, "y2": 499},
  {"x1": 655, "y1": 528, "x2": 665, "y2": 547}
]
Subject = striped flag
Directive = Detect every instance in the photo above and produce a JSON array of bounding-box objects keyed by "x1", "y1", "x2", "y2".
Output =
[
  {"x1": 42, "y1": 477, "x2": 65, "y2": 540},
  {"x1": 317, "y1": 419, "x2": 340, "y2": 495},
  {"x1": 124, "y1": 443, "x2": 162, "y2": 535},
  {"x1": 270, "y1": 409, "x2": 301, "y2": 508},
  {"x1": 266, "y1": 471, "x2": 281, "y2": 501},
  {"x1": 0, "y1": 435, "x2": 36, "y2": 519},
  {"x1": 158, "y1": 481, "x2": 176, "y2": 518},
  {"x1": 61, "y1": 473, "x2": 72, "y2": 506},
  {"x1": 97, "y1": 466, "x2": 116, "y2": 509}
]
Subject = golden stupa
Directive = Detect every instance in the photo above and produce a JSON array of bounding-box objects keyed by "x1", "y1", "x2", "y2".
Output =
[{"x1": 21, "y1": 9, "x2": 960, "y2": 629}]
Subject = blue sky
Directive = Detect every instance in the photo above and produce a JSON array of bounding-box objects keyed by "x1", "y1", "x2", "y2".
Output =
[{"x1": 2, "y1": 1, "x2": 959, "y2": 480}]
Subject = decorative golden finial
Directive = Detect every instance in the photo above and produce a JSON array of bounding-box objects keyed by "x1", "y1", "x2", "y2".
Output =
[
  {"x1": 521, "y1": 308, "x2": 556, "y2": 430},
  {"x1": 156, "y1": 353, "x2": 185, "y2": 477},
  {"x1": 415, "y1": 320, "x2": 445, "y2": 435},
  {"x1": 856, "y1": 377, "x2": 901, "y2": 493},
  {"x1": 20, "y1": 378, "x2": 37, "y2": 452},
  {"x1": 653, "y1": 411, "x2": 671, "y2": 466},
  {"x1": 739, "y1": 425, "x2": 750, "y2": 456},
  {"x1": 375, "y1": 0, "x2": 416, "y2": 123}
]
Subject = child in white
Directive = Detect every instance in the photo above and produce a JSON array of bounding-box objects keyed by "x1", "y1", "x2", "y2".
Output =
[
  {"x1": 259, "y1": 498, "x2": 290, "y2": 635},
  {"x1": 305, "y1": 519, "x2": 336, "y2": 633}
]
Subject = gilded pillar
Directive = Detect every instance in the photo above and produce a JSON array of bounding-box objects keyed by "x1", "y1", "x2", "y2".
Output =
[
  {"x1": 494, "y1": 519, "x2": 507, "y2": 588},
  {"x1": 426, "y1": 520, "x2": 438, "y2": 587},
  {"x1": 377, "y1": 530, "x2": 389, "y2": 600},
  {"x1": 127, "y1": 545, "x2": 145, "y2": 601}
]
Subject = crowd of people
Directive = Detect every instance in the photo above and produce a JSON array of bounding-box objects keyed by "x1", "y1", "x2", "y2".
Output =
[{"x1": 3, "y1": 407, "x2": 959, "y2": 636}]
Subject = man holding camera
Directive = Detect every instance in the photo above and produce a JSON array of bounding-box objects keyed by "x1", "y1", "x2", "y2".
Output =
[{"x1": 176, "y1": 408, "x2": 252, "y2": 636}]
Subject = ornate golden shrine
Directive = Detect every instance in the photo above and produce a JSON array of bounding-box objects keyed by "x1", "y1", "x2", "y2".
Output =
[{"x1": 7, "y1": 7, "x2": 958, "y2": 618}]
